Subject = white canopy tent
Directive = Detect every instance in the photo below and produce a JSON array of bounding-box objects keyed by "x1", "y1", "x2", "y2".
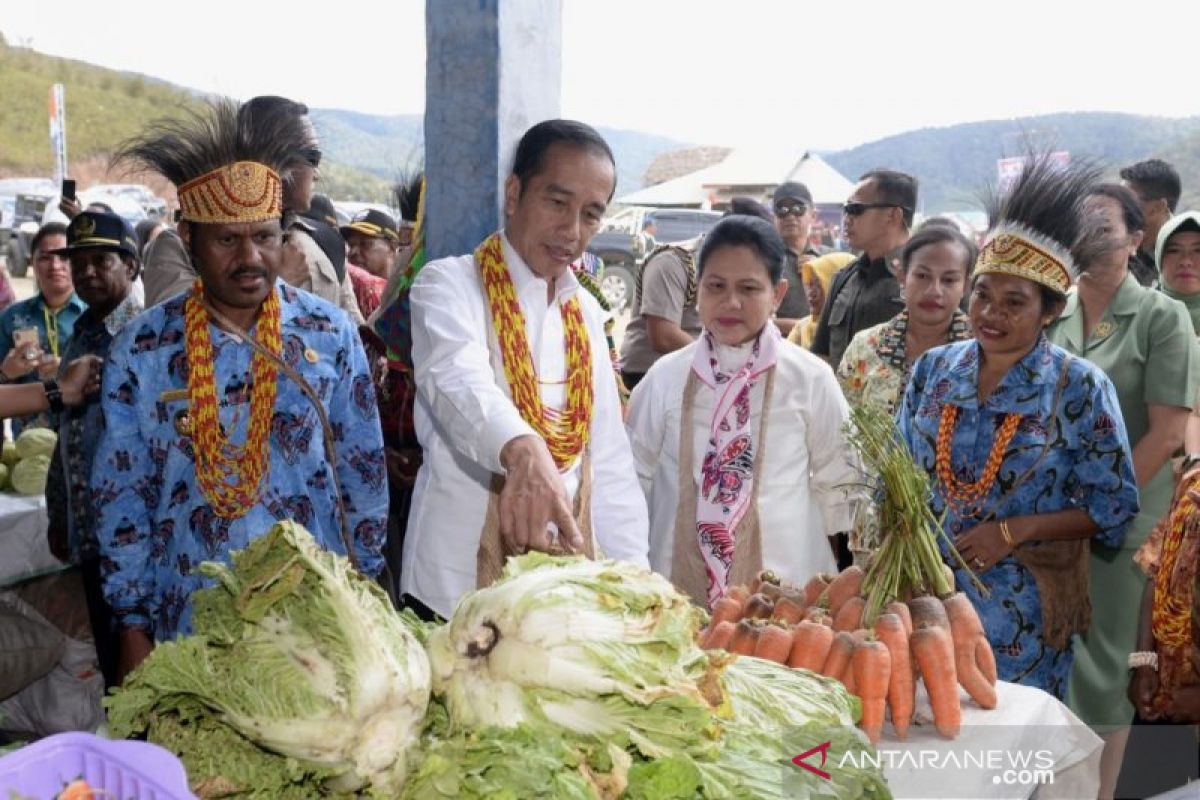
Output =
[{"x1": 616, "y1": 148, "x2": 855, "y2": 208}]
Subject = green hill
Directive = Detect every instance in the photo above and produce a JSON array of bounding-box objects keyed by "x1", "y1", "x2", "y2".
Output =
[
  {"x1": 310, "y1": 108, "x2": 687, "y2": 196},
  {"x1": 7, "y1": 34, "x2": 1200, "y2": 214},
  {"x1": 823, "y1": 112, "x2": 1200, "y2": 213},
  {"x1": 0, "y1": 35, "x2": 392, "y2": 202}
]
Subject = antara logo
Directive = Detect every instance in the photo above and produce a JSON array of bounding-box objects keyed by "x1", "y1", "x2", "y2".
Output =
[{"x1": 791, "y1": 740, "x2": 832, "y2": 780}]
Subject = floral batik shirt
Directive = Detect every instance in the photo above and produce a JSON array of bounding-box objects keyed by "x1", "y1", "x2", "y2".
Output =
[
  {"x1": 897, "y1": 335, "x2": 1139, "y2": 698},
  {"x1": 93, "y1": 281, "x2": 387, "y2": 640},
  {"x1": 837, "y1": 309, "x2": 970, "y2": 416}
]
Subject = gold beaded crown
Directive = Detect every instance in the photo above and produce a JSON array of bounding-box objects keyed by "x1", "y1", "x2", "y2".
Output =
[
  {"x1": 177, "y1": 161, "x2": 282, "y2": 224},
  {"x1": 975, "y1": 222, "x2": 1075, "y2": 296},
  {"x1": 115, "y1": 98, "x2": 312, "y2": 226},
  {"x1": 974, "y1": 153, "x2": 1099, "y2": 297}
]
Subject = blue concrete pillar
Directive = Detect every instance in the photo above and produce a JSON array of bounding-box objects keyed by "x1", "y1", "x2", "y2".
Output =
[{"x1": 424, "y1": 0, "x2": 563, "y2": 261}]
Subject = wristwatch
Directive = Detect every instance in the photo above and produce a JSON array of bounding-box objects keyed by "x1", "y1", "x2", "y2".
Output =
[{"x1": 42, "y1": 378, "x2": 64, "y2": 414}]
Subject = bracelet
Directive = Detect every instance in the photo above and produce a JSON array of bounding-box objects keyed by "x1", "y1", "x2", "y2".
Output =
[
  {"x1": 1128, "y1": 651, "x2": 1158, "y2": 670},
  {"x1": 1182, "y1": 453, "x2": 1200, "y2": 472},
  {"x1": 999, "y1": 519, "x2": 1016, "y2": 547}
]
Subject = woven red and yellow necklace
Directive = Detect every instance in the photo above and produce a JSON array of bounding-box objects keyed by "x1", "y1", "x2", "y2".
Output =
[
  {"x1": 475, "y1": 233, "x2": 592, "y2": 471},
  {"x1": 1151, "y1": 489, "x2": 1195, "y2": 653},
  {"x1": 184, "y1": 280, "x2": 282, "y2": 518},
  {"x1": 935, "y1": 404, "x2": 1022, "y2": 516}
]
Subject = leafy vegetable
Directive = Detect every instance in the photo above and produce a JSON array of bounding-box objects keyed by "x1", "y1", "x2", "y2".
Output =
[
  {"x1": 426, "y1": 554, "x2": 723, "y2": 759},
  {"x1": 106, "y1": 521, "x2": 431, "y2": 797},
  {"x1": 845, "y1": 405, "x2": 984, "y2": 623},
  {"x1": 10, "y1": 453, "x2": 50, "y2": 495}
]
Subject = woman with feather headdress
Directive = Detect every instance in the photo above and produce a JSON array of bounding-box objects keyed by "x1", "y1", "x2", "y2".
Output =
[{"x1": 897, "y1": 154, "x2": 1140, "y2": 700}]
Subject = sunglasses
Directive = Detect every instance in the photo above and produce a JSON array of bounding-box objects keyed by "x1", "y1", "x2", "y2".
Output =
[
  {"x1": 774, "y1": 202, "x2": 809, "y2": 217},
  {"x1": 843, "y1": 202, "x2": 908, "y2": 216},
  {"x1": 302, "y1": 148, "x2": 322, "y2": 168}
]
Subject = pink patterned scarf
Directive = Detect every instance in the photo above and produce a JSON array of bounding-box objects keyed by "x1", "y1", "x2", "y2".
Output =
[{"x1": 692, "y1": 324, "x2": 781, "y2": 606}]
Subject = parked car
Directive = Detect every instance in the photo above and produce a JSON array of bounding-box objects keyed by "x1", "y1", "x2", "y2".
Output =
[
  {"x1": 0, "y1": 179, "x2": 56, "y2": 273},
  {"x1": 5, "y1": 192, "x2": 57, "y2": 278},
  {"x1": 41, "y1": 191, "x2": 149, "y2": 228},
  {"x1": 88, "y1": 183, "x2": 168, "y2": 220},
  {"x1": 586, "y1": 207, "x2": 721, "y2": 313}
]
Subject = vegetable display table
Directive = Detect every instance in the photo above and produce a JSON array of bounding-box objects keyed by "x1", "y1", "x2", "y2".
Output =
[
  {"x1": 0, "y1": 493, "x2": 60, "y2": 588},
  {"x1": 873, "y1": 680, "x2": 1101, "y2": 799}
]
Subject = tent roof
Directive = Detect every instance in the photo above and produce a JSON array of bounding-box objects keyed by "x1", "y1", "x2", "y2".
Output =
[{"x1": 616, "y1": 148, "x2": 854, "y2": 207}]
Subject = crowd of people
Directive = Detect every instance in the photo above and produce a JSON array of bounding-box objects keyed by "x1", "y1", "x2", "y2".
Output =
[{"x1": 0, "y1": 97, "x2": 1198, "y2": 796}]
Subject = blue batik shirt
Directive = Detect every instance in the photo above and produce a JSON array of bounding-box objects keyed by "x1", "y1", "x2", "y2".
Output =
[
  {"x1": 93, "y1": 281, "x2": 387, "y2": 640},
  {"x1": 897, "y1": 335, "x2": 1139, "y2": 698}
]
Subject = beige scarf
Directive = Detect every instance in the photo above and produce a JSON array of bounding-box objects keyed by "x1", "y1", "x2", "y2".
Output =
[{"x1": 670, "y1": 367, "x2": 775, "y2": 606}]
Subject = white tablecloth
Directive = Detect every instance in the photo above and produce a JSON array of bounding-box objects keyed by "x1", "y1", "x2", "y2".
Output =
[
  {"x1": 0, "y1": 493, "x2": 62, "y2": 587},
  {"x1": 877, "y1": 680, "x2": 1102, "y2": 799}
]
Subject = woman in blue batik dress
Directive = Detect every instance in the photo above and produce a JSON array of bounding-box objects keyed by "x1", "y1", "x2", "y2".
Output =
[{"x1": 897, "y1": 156, "x2": 1140, "y2": 699}]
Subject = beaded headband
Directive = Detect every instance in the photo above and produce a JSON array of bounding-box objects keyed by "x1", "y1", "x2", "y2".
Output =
[
  {"x1": 177, "y1": 161, "x2": 282, "y2": 224},
  {"x1": 974, "y1": 222, "x2": 1075, "y2": 296}
]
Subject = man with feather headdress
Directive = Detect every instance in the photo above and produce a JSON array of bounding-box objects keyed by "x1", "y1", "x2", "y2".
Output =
[{"x1": 93, "y1": 100, "x2": 387, "y2": 676}]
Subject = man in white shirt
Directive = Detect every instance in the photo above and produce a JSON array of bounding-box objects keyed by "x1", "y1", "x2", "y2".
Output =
[{"x1": 403, "y1": 120, "x2": 650, "y2": 618}]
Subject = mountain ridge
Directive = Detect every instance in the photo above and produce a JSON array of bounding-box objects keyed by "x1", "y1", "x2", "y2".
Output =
[{"x1": 3, "y1": 36, "x2": 1199, "y2": 212}]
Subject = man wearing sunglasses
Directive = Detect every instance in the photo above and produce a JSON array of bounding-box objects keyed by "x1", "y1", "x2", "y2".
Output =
[
  {"x1": 771, "y1": 181, "x2": 827, "y2": 336},
  {"x1": 811, "y1": 169, "x2": 916, "y2": 368}
]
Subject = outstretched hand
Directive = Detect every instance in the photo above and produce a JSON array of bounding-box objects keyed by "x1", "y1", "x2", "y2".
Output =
[{"x1": 497, "y1": 434, "x2": 583, "y2": 556}]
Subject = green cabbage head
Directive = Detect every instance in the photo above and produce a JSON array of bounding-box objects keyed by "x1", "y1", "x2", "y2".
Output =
[{"x1": 106, "y1": 521, "x2": 431, "y2": 796}]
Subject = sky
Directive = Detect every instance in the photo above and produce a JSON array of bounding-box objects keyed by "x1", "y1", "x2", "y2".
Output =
[{"x1": 3, "y1": 0, "x2": 1198, "y2": 152}]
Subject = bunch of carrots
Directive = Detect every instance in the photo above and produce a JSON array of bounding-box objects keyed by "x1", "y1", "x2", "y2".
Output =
[{"x1": 700, "y1": 568, "x2": 998, "y2": 744}]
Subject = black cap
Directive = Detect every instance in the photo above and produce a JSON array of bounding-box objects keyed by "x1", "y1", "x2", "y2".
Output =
[
  {"x1": 53, "y1": 211, "x2": 139, "y2": 259},
  {"x1": 726, "y1": 196, "x2": 774, "y2": 222},
  {"x1": 302, "y1": 194, "x2": 339, "y2": 228},
  {"x1": 772, "y1": 181, "x2": 814, "y2": 206},
  {"x1": 340, "y1": 209, "x2": 399, "y2": 242}
]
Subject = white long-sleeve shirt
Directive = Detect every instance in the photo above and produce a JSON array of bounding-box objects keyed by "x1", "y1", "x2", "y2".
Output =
[
  {"x1": 402, "y1": 233, "x2": 649, "y2": 617},
  {"x1": 627, "y1": 338, "x2": 857, "y2": 588}
]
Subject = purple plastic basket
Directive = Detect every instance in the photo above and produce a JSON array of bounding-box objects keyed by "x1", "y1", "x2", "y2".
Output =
[{"x1": 0, "y1": 732, "x2": 196, "y2": 799}]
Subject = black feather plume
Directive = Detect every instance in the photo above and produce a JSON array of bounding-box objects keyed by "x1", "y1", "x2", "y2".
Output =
[{"x1": 113, "y1": 98, "x2": 314, "y2": 188}]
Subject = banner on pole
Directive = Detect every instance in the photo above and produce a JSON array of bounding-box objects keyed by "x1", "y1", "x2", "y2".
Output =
[{"x1": 49, "y1": 84, "x2": 67, "y2": 184}]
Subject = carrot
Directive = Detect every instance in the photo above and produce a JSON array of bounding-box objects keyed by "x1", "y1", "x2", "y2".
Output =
[
  {"x1": 908, "y1": 595, "x2": 950, "y2": 633},
  {"x1": 710, "y1": 595, "x2": 744, "y2": 627},
  {"x1": 874, "y1": 612, "x2": 914, "y2": 739},
  {"x1": 911, "y1": 623, "x2": 961, "y2": 739},
  {"x1": 802, "y1": 573, "x2": 832, "y2": 606},
  {"x1": 788, "y1": 620, "x2": 834, "y2": 671},
  {"x1": 771, "y1": 596, "x2": 806, "y2": 626},
  {"x1": 832, "y1": 596, "x2": 866, "y2": 632},
  {"x1": 726, "y1": 585, "x2": 751, "y2": 605},
  {"x1": 743, "y1": 593, "x2": 775, "y2": 620},
  {"x1": 823, "y1": 566, "x2": 865, "y2": 616},
  {"x1": 57, "y1": 781, "x2": 95, "y2": 800},
  {"x1": 728, "y1": 620, "x2": 760, "y2": 655},
  {"x1": 885, "y1": 601, "x2": 913, "y2": 639},
  {"x1": 751, "y1": 569, "x2": 781, "y2": 596},
  {"x1": 759, "y1": 582, "x2": 786, "y2": 601},
  {"x1": 820, "y1": 631, "x2": 857, "y2": 682},
  {"x1": 943, "y1": 593, "x2": 998, "y2": 708},
  {"x1": 754, "y1": 623, "x2": 793, "y2": 664},
  {"x1": 852, "y1": 638, "x2": 892, "y2": 745},
  {"x1": 702, "y1": 620, "x2": 737, "y2": 651}
]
